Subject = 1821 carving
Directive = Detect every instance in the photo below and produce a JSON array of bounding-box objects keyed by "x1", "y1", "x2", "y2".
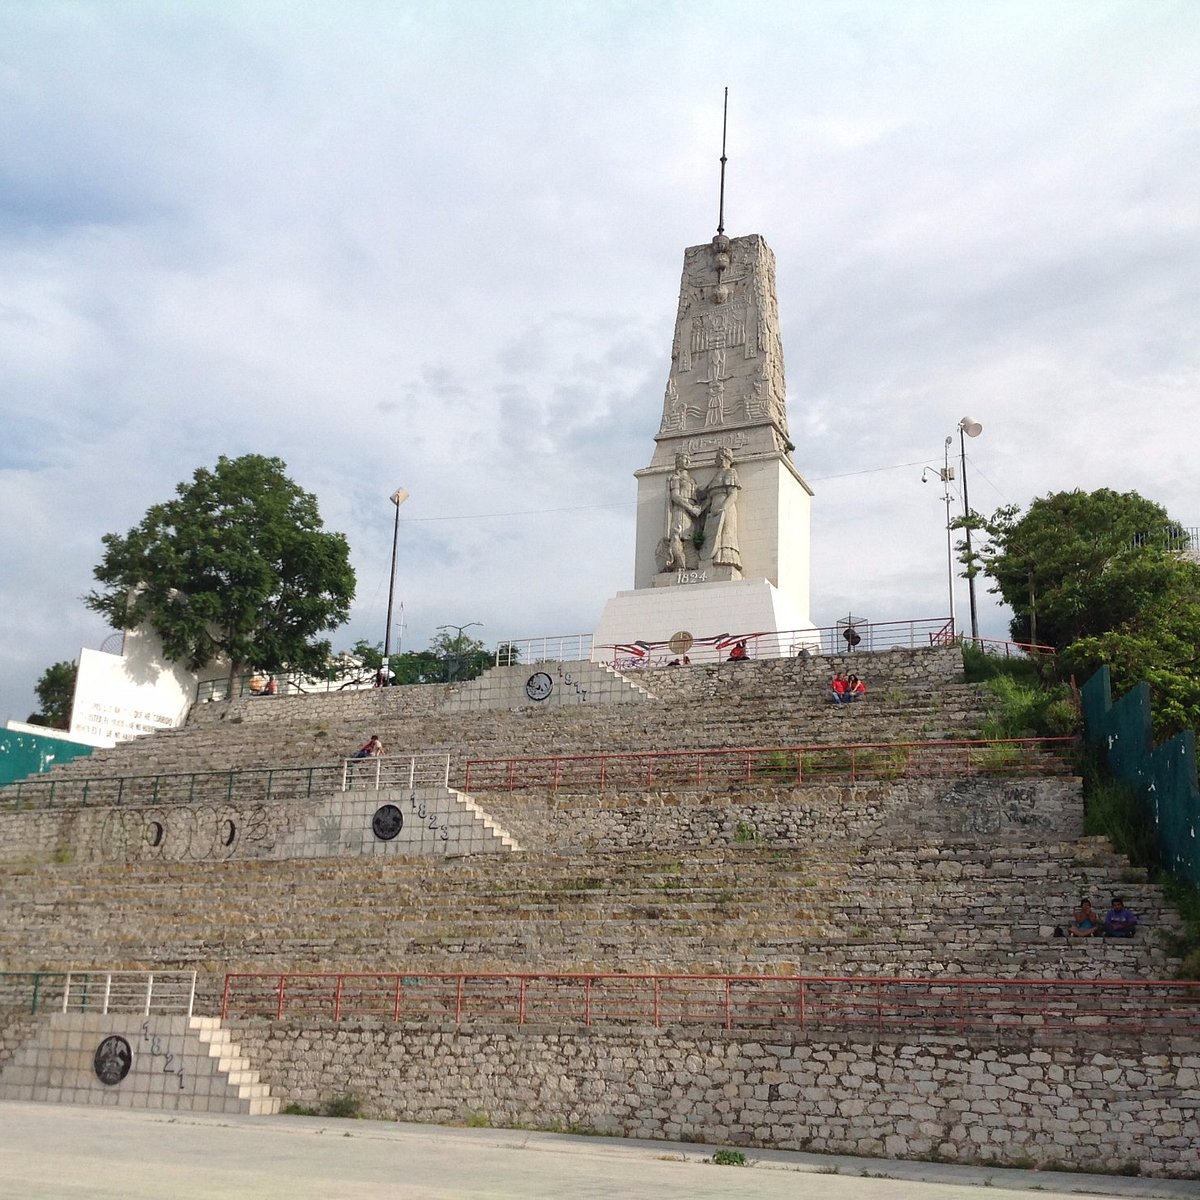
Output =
[{"x1": 94, "y1": 1035, "x2": 133, "y2": 1085}]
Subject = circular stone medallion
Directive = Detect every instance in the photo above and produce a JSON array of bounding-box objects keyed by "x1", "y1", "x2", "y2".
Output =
[
  {"x1": 371, "y1": 804, "x2": 404, "y2": 841},
  {"x1": 525, "y1": 672, "x2": 553, "y2": 702},
  {"x1": 94, "y1": 1035, "x2": 133, "y2": 1086}
]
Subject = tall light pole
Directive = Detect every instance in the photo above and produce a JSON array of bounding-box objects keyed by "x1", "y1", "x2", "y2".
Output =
[
  {"x1": 928, "y1": 437, "x2": 957, "y2": 636},
  {"x1": 383, "y1": 488, "x2": 409, "y2": 662},
  {"x1": 958, "y1": 417, "x2": 983, "y2": 643},
  {"x1": 437, "y1": 622, "x2": 482, "y2": 682}
]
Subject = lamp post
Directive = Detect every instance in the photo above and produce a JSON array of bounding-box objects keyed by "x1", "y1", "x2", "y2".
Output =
[
  {"x1": 437, "y1": 621, "x2": 482, "y2": 682},
  {"x1": 383, "y1": 488, "x2": 409, "y2": 663},
  {"x1": 958, "y1": 417, "x2": 983, "y2": 643},
  {"x1": 926, "y1": 437, "x2": 957, "y2": 637}
]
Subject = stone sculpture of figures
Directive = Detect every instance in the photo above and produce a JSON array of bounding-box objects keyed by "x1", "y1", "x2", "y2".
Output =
[
  {"x1": 700, "y1": 447, "x2": 742, "y2": 570},
  {"x1": 657, "y1": 451, "x2": 702, "y2": 573}
]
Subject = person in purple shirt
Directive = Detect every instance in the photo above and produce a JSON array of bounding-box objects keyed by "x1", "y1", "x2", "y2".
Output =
[{"x1": 1104, "y1": 895, "x2": 1138, "y2": 938}]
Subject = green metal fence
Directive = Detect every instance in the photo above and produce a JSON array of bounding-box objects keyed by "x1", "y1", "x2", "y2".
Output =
[
  {"x1": 0, "y1": 971, "x2": 69, "y2": 1014},
  {"x1": 0, "y1": 729, "x2": 93, "y2": 786},
  {"x1": 0, "y1": 763, "x2": 338, "y2": 809},
  {"x1": 1080, "y1": 665, "x2": 1200, "y2": 886}
]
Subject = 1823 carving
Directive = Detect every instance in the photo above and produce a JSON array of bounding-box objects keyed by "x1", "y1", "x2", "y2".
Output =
[{"x1": 371, "y1": 804, "x2": 404, "y2": 841}]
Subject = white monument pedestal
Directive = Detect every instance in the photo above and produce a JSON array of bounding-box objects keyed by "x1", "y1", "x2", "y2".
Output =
[
  {"x1": 592, "y1": 578, "x2": 817, "y2": 663},
  {"x1": 593, "y1": 231, "x2": 817, "y2": 664}
]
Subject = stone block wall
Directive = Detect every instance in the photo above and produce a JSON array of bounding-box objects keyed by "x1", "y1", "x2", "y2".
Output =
[
  {"x1": 1, "y1": 1013, "x2": 277, "y2": 1114},
  {"x1": 479, "y1": 778, "x2": 1084, "y2": 854},
  {"x1": 233, "y1": 1020, "x2": 1200, "y2": 1177},
  {"x1": 0, "y1": 784, "x2": 518, "y2": 866},
  {"x1": 188, "y1": 659, "x2": 652, "y2": 730}
]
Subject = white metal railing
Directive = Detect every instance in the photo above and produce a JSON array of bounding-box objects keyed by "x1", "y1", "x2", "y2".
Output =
[
  {"x1": 493, "y1": 633, "x2": 594, "y2": 667},
  {"x1": 60, "y1": 970, "x2": 197, "y2": 1016},
  {"x1": 340, "y1": 753, "x2": 451, "y2": 792}
]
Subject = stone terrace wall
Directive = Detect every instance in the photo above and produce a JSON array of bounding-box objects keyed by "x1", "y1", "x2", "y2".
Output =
[
  {"x1": 234, "y1": 1020, "x2": 1200, "y2": 1177},
  {"x1": 25, "y1": 647, "x2": 989, "y2": 792},
  {"x1": 0, "y1": 781, "x2": 1181, "y2": 989},
  {"x1": 479, "y1": 777, "x2": 1084, "y2": 853}
]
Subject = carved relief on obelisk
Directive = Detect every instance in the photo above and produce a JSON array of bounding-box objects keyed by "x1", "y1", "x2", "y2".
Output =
[
  {"x1": 634, "y1": 230, "x2": 812, "y2": 606},
  {"x1": 654, "y1": 234, "x2": 791, "y2": 460}
]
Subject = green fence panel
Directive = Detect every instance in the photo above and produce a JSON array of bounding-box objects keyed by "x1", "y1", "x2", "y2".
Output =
[
  {"x1": 0, "y1": 730, "x2": 94, "y2": 786},
  {"x1": 1080, "y1": 666, "x2": 1200, "y2": 886}
]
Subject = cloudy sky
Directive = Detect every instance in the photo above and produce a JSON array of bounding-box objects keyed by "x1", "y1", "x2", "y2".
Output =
[{"x1": 1, "y1": 0, "x2": 1197, "y2": 722}]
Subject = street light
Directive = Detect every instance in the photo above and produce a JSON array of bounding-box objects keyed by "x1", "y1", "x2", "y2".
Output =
[
  {"x1": 923, "y1": 441, "x2": 957, "y2": 636},
  {"x1": 437, "y1": 621, "x2": 482, "y2": 681},
  {"x1": 383, "y1": 488, "x2": 410, "y2": 664},
  {"x1": 958, "y1": 417, "x2": 983, "y2": 643}
]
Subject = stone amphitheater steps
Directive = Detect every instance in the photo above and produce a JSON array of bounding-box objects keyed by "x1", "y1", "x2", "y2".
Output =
[
  {"x1": 0, "y1": 834, "x2": 1181, "y2": 996},
  {"x1": 18, "y1": 672, "x2": 1001, "y2": 797}
]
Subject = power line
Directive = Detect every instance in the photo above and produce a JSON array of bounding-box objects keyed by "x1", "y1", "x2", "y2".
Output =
[
  {"x1": 402, "y1": 502, "x2": 632, "y2": 523},
  {"x1": 398, "y1": 458, "x2": 956, "y2": 523}
]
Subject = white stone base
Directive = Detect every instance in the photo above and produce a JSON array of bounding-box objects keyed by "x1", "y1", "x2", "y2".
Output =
[{"x1": 592, "y1": 579, "x2": 817, "y2": 663}]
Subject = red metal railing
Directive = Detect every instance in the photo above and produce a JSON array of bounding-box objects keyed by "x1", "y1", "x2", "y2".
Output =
[
  {"x1": 968, "y1": 636, "x2": 1056, "y2": 658},
  {"x1": 463, "y1": 738, "x2": 1076, "y2": 793},
  {"x1": 605, "y1": 617, "x2": 954, "y2": 668},
  {"x1": 220, "y1": 971, "x2": 1200, "y2": 1037}
]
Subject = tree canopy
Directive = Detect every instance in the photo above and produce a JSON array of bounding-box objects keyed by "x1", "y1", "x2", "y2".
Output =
[
  {"x1": 971, "y1": 488, "x2": 1184, "y2": 650},
  {"x1": 87, "y1": 455, "x2": 355, "y2": 681},
  {"x1": 26, "y1": 659, "x2": 77, "y2": 729},
  {"x1": 347, "y1": 629, "x2": 493, "y2": 685},
  {"x1": 972, "y1": 487, "x2": 1200, "y2": 736}
]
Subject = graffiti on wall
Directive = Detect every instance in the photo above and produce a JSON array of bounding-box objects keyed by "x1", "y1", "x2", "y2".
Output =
[
  {"x1": 940, "y1": 780, "x2": 1053, "y2": 836},
  {"x1": 90, "y1": 805, "x2": 271, "y2": 863}
]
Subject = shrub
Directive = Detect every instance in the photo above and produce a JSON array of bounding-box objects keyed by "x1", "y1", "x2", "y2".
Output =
[
  {"x1": 710, "y1": 1149, "x2": 747, "y2": 1166},
  {"x1": 322, "y1": 1092, "x2": 363, "y2": 1119}
]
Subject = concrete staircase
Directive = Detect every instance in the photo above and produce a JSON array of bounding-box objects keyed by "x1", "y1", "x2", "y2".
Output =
[{"x1": 0, "y1": 1011, "x2": 279, "y2": 1114}]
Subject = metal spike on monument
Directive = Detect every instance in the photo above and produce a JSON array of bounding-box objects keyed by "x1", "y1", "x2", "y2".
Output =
[{"x1": 593, "y1": 91, "x2": 817, "y2": 661}]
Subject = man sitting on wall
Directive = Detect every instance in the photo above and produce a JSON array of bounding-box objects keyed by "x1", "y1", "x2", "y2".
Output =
[{"x1": 1104, "y1": 895, "x2": 1138, "y2": 938}]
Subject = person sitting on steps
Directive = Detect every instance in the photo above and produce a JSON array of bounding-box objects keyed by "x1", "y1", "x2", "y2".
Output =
[
  {"x1": 1068, "y1": 897, "x2": 1102, "y2": 937},
  {"x1": 846, "y1": 674, "x2": 866, "y2": 701},
  {"x1": 727, "y1": 640, "x2": 749, "y2": 662},
  {"x1": 829, "y1": 672, "x2": 848, "y2": 704},
  {"x1": 1104, "y1": 895, "x2": 1138, "y2": 937},
  {"x1": 351, "y1": 734, "x2": 384, "y2": 759}
]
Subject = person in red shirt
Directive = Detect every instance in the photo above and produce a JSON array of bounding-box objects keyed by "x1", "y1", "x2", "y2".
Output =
[
  {"x1": 847, "y1": 674, "x2": 867, "y2": 701},
  {"x1": 829, "y1": 672, "x2": 848, "y2": 704}
]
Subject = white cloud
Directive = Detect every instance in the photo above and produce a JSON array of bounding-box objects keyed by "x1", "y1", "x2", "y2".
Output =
[{"x1": 0, "y1": 1, "x2": 1197, "y2": 719}]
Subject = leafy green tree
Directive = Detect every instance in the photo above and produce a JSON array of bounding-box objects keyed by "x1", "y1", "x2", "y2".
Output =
[
  {"x1": 495, "y1": 641, "x2": 522, "y2": 666},
  {"x1": 394, "y1": 649, "x2": 445, "y2": 685},
  {"x1": 1062, "y1": 551, "x2": 1200, "y2": 737},
  {"x1": 968, "y1": 489, "x2": 1184, "y2": 650},
  {"x1": 970, "y1": 487, "x2": 1200, "y2": 737},
  {"x1": 26, "y1": 659, "x2": 78, "y2": 729},
  {"x1": 86, "y1": 455, "x2": 355, "y2": 686},
  {"x1": 430, "y1": 629, "x2": 490, "y2": 681}
]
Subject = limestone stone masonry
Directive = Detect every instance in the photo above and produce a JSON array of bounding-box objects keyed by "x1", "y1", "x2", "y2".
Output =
[
  {"x1": 233, "y1": 1021, "x2": 1200, "y2": 1177},
  {"x1": 2, "y1": 644, "x2": 1195, "y2": 1170},
  {"x1": 0, "y1": 783, "x2": 519, "y2": 865}
]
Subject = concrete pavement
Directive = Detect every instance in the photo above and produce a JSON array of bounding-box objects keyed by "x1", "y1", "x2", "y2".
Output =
[{"x1": 0, "y1": 1101, "x2": 1196, "y2": 1200}]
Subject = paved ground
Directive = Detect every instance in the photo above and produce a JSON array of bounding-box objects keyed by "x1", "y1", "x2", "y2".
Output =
[{"x1": 0, "y1": 1102, "x2": 1197, "y2": 1200}]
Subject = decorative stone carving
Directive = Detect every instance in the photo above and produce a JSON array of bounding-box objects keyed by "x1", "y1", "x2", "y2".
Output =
[
  {"x1": 652, "y1": 235, "x2": 790, "y2": 456},
  {"x1": 655, "y1": 452, "x2": 703, "y2": 573},
  {"x1": 699, "y1": 447, "x2": 741, "y2": 571}
]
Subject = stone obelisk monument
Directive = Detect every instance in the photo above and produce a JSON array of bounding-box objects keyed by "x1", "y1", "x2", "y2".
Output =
[{"x1": 592, "y1": 227, "x2": 816, "y2": 657}]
